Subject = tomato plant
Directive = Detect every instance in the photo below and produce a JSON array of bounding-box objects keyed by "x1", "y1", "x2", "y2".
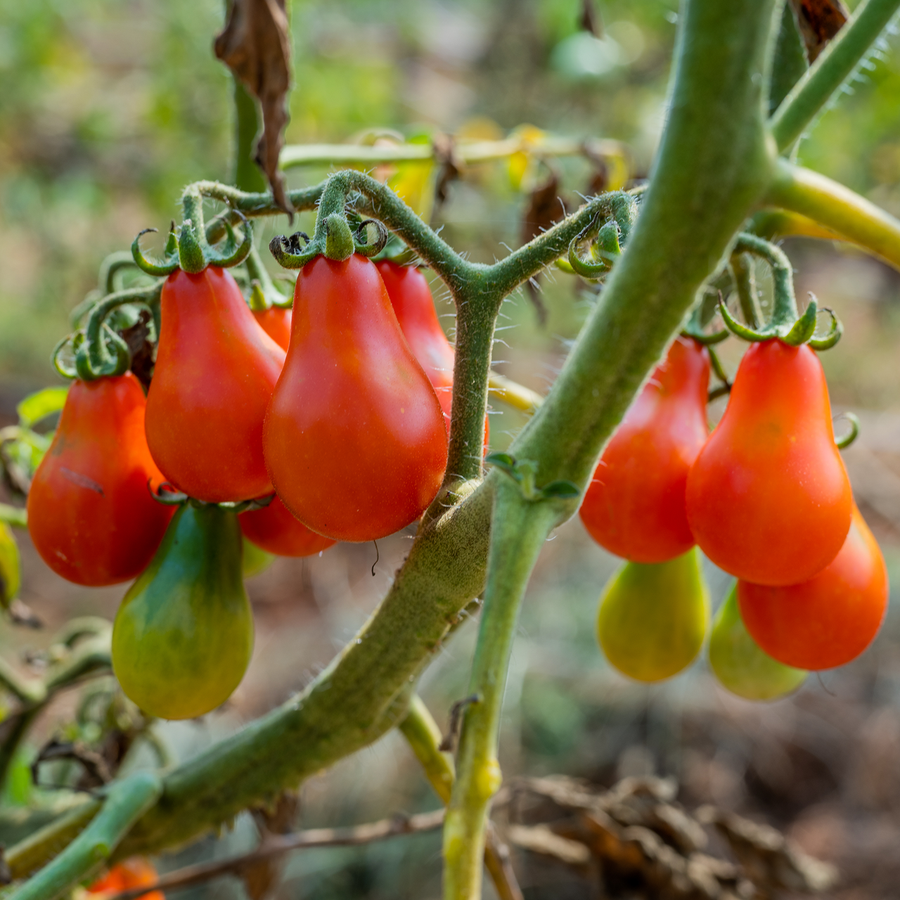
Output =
[
  {"x1": 145, "y1": 266, "x2": 285, "y2": 503},
  {"x1": 686, "y1": 339, "x2": 852, "y2": 586},
  {"x1": 263, "y1": 254, "x2": 448, "y2": 542},
  {"x1": 579, "y1": 335, "x2": 709, "y2": 563},
  {"x1": 26, "y1": 373, "x2": 173, "y2": 587}
]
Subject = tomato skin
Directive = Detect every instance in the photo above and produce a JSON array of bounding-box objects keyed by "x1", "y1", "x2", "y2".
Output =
[
  {"x1": 686, "y1": 340, "x2": 852, "y2": 586},
  {"x1": 87, "y1": 858, "x2": 164, "y2": 900},
  {"x1": 579, "y1": 336, "x2": 710, "y2": 563},
  {"x1": 146, "y1": 267, "x2": 285, "y2": 503},
  {"x1": 26, "y1": 374, "x2": 173, "y2": 587},
  {"x1": 738, "y1": 506, "x2": 888, "y2": 670},
  {"x1": 239, "y1": 495, "x2": 336, "y2": 557},
  {"x1": 263, "y1": 255, "x2": 448, "y2": 542},
  {"x1": 252, "y1": 306, "x2": 292, "y2": 351},
  {"x1": 112, "y1": 503, "x2": 253, "y2": 720}
]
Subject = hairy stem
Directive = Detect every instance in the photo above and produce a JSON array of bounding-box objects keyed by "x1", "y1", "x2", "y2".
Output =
[
  {"x1": 770, "y1": 0, "x2": 900, "y2": 151},
  {"x1": 766, "y1": 159, "x2": 900, "y2": 271},
  {"x1": 444, "y1": 481, "x2": 559, "y2": 900}
]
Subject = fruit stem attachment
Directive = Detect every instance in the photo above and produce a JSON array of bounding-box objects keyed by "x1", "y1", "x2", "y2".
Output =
[
  {"x1": 6, "y1": 771, "x2": 161, "y2": 900},
  {"x1": 443, "y1": 479, "x2": 559, "y2": 900}
]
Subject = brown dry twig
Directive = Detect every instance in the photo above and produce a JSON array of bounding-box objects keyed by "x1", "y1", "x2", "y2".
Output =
[{"x1": 108, "y1": 808, "x2": 446, "y2": 900}]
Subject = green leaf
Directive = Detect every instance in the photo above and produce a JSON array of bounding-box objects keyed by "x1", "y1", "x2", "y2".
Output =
[
  {"x1": 540, "y1": 480, "x2": 581, "y2": 499},
  {"x1": 16, "y1": 386, "x2": 69, "y2": 428}
]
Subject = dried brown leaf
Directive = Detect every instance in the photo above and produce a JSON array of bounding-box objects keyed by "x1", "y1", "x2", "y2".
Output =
[
  {"x1": 242, "y1": 791, "x2": 301, "y2": 900},
  {"x1": 215, "y1": 0, "x2": 293, "y2": 213},
  {"x1": 789, "y1": 0, "x2": 849, "y2": 62}
]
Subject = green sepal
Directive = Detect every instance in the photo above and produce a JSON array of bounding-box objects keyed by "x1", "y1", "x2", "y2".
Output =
[
  {"x1": 132, "y1": 228, "x2": 179, "y2": 277},
  {"x1": 835, "y1": 411, "x2": 860, "y2": 450},
  {"x1": 781, "y1": 296, "x2": 819, "y2": 346},
  {"x1": 808, "y1": 307, "x2": 843, "y2": 350}
]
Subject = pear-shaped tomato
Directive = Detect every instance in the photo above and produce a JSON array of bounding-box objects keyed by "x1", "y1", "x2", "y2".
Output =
[
  {"x1": 686, "y1": 340, "x2": 852, "y2": 586},
  {"x1": 27, "y1": 374, "x2": 173, "y2": 587},
  {"x1": 87, "y1": 858, "x2": 163, "y2": 900},
  {"x1": 112, "y1": 502, "x2": 254, "y2": 720},
  {"x1": 252, "y1": 306, "x2": 292, "y2": 351},
  {"x1": 597, "y1": 547, "x2": 709, "y2": 682},
  {"x1": 0, "y1": 521, "x2": 21, "y2": 606},
  {"x1": 579, "y1": 336, "x2": 709, "y2": 563},
  {"x1": 376, "y1": 260, "x2": 489, "y2": 448},
  {"x1": 263, "y1": 255, "x2": 448, "y2": 542},
  {"x1": 239, "y1": 495, "x2": 336, "y2": 557},
  {"x1": 709, "y1": 585, "x2": 806, "y2": 700},
  {"x1": 738, "y1": 506, "x2": 888, "y2": 670},
  {"x1": 146, "y1": 266, "x2": 285, "y2": 503},
  {"x1": 375, "y1": 261, "x2": 455, "y2": 426}
]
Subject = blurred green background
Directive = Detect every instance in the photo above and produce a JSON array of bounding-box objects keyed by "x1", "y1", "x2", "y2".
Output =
[{"x1": 4, "y1": 1, "x2": 900, "y2": 897}]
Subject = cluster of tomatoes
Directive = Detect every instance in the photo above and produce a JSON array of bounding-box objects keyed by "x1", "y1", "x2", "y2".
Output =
[
  {"x1": 580, "y1": 333, "x2": 889, "y2": 697},
  {"x1": 26, "y1": 248, "x2": 459, "y2": 719}
]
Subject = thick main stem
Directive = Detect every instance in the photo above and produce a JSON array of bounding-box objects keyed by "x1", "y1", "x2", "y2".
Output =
[{"x1": 443, "y1": 482, "x2": 559, "y2": 900}]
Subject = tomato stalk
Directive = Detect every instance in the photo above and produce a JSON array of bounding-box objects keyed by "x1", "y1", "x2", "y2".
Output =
[
  {"x1": 769, "y1": 0, "x2": 900, "y2": 153},
  {"x1": 6, "y1": 772, "x2": 161, "y2": 900},
  {"x1": 765, "y1": 159, "x2": 900, "y2": 271},
  {"x1": 443, "y1": 478, "x2": 559, "y2": 900}
]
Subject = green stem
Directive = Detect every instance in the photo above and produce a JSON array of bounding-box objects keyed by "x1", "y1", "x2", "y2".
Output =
[
  {"x1": 0, "y1": 504, "x2": 27, "y2": 528},
  {"x1": 7, "y1": 773, "x2": 161, "y2": 900},
  {"x1": 0, "y1": 657, "x2": 45, "y2": 706},
  {"x1": 399, "y1": 696, "x2": 455, "y2": 804},
  {"x1": 730, "y1": 253, "x2": 761, "y2": 329},
  {"x1": 765, "y1": 159, "x2": 900, "y2": 270},
  {"x1": 733, "y1": 232, "x2": 798, "y2": 326},
  {"x1": 444, "y1": 481, "x2": 559, "y2": 900},
  {"x1": 232, "y1": 76, "x2": 267, "y2": 194},
  {"x1": 399, "y1": 696, "x2": 524, "y2": 900},
  {"x1": 280, "y1": 135, "x2": 627, "y2": 170},
  {"x1": 769, "y1": 0, "x2": 900, "y2": 152}
]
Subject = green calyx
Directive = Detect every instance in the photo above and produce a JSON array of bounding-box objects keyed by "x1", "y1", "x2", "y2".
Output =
[
  {"x1": 132, "y1": 188, "x2": 253, "y2": 277},
  {"x1": 565, "y1": 192, "x2": 638, "y2": 280},
  {"x1": 269, "y1": 175, "x2": 390, "y2": 270},
  {"x1": 719, "y1": 233, "x2": 843, "y2": 349}
]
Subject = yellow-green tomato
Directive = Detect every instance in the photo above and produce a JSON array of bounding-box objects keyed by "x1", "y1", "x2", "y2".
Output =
[
  {"x1": 709, "y1": 585, "x2": 806, "y2": 701},
  {"x1": 597, "y1": 547, "x2": 709, "y2": 682},
  {"x1": 112, "y1": 503, "x2": 254, "y2": 720},
  {"x1": 241, "y1": 536, "x2": 274, "y2": 578},
  {"x1": 0, "y1": 521, "x2": 21, "y2": 608}
]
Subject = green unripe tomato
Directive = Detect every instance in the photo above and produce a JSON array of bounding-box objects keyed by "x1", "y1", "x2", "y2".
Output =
[
  {"x1": 597, "y1": 547, "x2": 709, "y2": 682},
  {"x1": 0, "y1": 522, "x2": 21, "y2": 607},
  {"x1": 112, "y1": 503, "x2": 254, "y2": 720},
  {"x1": 709, "y1": 585, "x2": 806, "y2": 701},
  {"x1": 242, "y1": 536, "x2": 275, "y2": 578}
]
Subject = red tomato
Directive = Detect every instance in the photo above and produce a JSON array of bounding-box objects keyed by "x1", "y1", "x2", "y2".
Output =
[
  {"x1": 27, "y1": 374, "x2": 173, "y2": 586},
  {"x1": 376, "y1": 260, "x2": 489, "y2": 449},
  {"x1": 686, "y1": 340, "x2": 852, "y2": 586},
  {"x1": 579, "y1": 336, "x2": 710, "y2": 563},
  {"x1": 738, "y1": 506, "x2": 888, "y2": 669},
  {"x1": 87, "y1": 858, "x2": 164, "y2": 900},
  {"x1": 239, "y1": 495, "x2": 336, "y2": 557},
  {"x1": 263, "y1": 255, "x2": 448, "y2": 542},
  {"x1": 145, "y1": 267, "x2": 285, "y2": 502},
  {"x1": 375, "y1": 261, "x2": 455, "y2": 425},
  {"x1": 252, "y1": 306, "x2": 292, "y2": 351}
]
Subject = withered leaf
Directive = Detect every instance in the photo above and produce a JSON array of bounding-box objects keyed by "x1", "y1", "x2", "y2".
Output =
[
  {"x1": 215, "y1": 0, "x2": 293, "y2": 213},
  {"x1": 789, "y1": 0, "x2": 849, "y2": 62}
]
